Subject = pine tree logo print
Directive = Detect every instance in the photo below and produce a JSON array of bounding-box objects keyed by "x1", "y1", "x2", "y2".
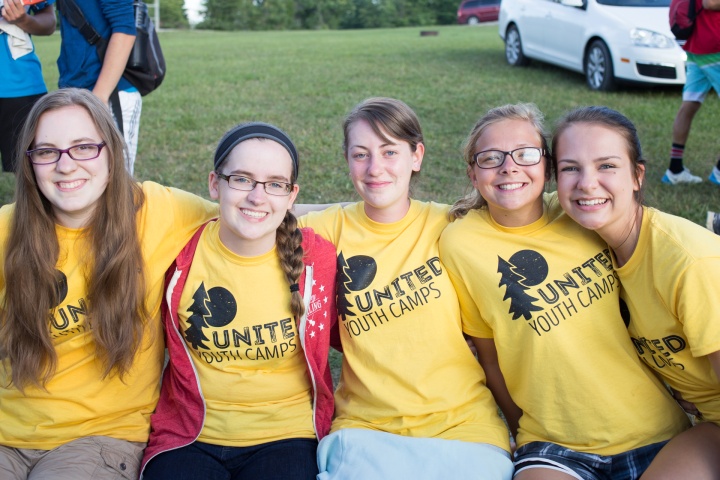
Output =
[
  {"x1": 184, "y1": 282, "x2": 237, "y2": 350},
  {"x1": 337, "y1": 253, "x2": 377, "y2": 321},
  {"x1": 497, "y1": 250, "x2": 549, "y2": 320}
]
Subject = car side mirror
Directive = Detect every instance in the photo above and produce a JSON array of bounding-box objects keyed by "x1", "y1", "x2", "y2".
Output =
[{"x1": 561, "y1": 0, "x2": 585, "y2": 8}]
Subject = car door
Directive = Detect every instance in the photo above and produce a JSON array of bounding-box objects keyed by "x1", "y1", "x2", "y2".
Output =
[
  {"x1": 517, "y1": 0, "x2": 560, "y2": 58},
  {"x1": 521, "y1": 0, "x2": 587, "y2": 71},
  {"x1": 540, "y1": 0, "x2": 588, "y2": 71},
  {"x1": 479, "y1": 0, "x2": 500, "y2": 21}
]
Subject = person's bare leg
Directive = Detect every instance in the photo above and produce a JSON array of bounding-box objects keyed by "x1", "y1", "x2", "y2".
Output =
[
  {"x1": 515, "y1": 468, "x2": 580, "y2": 480},
  {"x1": 672, "y1": 101, "x2": 702, "y2": 147},
  {"x1": 641, "y1": 423, "x2": 720, "y2": 480}
]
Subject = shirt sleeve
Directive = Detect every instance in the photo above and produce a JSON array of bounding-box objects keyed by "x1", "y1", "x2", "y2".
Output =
[
  {"x1": 139, "y1": 182, "x2": 218, "y2": 245},
  {"x1": 677, "y1": 257, "x2": 720, "y2": 357},
  {"x1": 0, "y1": 205, "x2": 13, "y2": 295},
  {"x1": 298, "y1": 205, "x2": 345, "y2": 246},
  {"x1": 439, "y1": 227, "x2": 495, "y2": 339},
  {"x1": 99, "y1": 0, "x2": 135, "y2": 35}
]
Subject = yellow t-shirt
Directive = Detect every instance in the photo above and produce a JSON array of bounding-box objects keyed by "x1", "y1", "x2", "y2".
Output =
[
  {"x1": 0, "y1": 182, "x2": 217, "y2": 450},
  {"x1": 439, "y1": 194, "x2": 690, "y2": 455},
  {"x1": 620, "y1": 207, "x2": 720, "y2": 424},
  {"x1": 301, "y1": 201, "x2": 510, "y2": 450},
  {"x1": 176, "y1": 221, "x2": 315, "y2": 446}
]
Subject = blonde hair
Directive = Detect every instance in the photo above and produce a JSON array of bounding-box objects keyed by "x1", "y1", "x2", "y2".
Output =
[
  {"x1": 1, "y1": 88, "x2": 147, "y2": 390},
  {"x1": 449, "y1": 103, "x2": 549, "y2": 219}
]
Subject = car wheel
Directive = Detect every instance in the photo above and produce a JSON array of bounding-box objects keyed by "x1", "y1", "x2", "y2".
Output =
[
  {"x1": 467, "y1": 15, "x2": 480, "y2": 25},
  {"x1": 505, "y1": 25, "x2": 529, "y2": 67},
  {"x1": 584, "y1": 40, "x2": 615, "y2": 91}
]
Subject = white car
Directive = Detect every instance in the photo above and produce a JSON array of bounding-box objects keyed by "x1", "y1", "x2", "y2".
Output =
[{"x1": 498, "y1": 0, "x2": 687, "y2": 91}]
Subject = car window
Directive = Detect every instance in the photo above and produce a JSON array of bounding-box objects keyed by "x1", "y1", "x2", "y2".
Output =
[
  {"x1": 596, "y1": 0, "x2": 670, "y2": 6},
  {"x1": 462, "y1": 0, "x2": 482, "y2": 7}
]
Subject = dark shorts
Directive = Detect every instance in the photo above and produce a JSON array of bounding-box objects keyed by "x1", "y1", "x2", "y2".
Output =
[
  {"x1": 513, "y1": 440, "x2": 668, "y2": 480},
  {"x1": 143, "y1": 438, "x2": 318, "y2": 480}
]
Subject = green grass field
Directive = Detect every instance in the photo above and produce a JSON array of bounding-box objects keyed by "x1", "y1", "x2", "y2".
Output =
[{"x1": 8, "y1": 24, "x2": 719, "y2": 226}]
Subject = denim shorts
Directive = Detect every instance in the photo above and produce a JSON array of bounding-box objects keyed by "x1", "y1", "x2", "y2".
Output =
[
  {"x1": 513, "y1": 440, "x2": 668, "y2": 480},
  {"x1": 682, "y1": 55, "x2": 720, "y2": 103}
]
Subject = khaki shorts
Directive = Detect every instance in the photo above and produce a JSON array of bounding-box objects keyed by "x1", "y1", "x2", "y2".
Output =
[{"x1": 0, "y1": 436, "x2": 145, "y2": 480}]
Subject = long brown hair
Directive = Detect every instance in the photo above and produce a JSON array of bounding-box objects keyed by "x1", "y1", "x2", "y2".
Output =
[
  {"x1": 277, "y1": 211, "x2": 305, "y2": 319},
  {"x1": 449, "y1": 103, "x2": 549, "y2": 219},
  {"x1": 1, "y1": 88, "x2": 148, "y2": 390}
]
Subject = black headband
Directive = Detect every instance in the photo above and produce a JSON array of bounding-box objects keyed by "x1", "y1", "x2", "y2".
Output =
[{"x1": 214, "y1": 122, "x2": 299, "y2": 179}]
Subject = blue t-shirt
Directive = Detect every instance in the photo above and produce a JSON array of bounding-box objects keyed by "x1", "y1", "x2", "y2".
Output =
[
  {"x1": 0, "y1": 0, "x2": 54, "y2": 98},
  {"x1": 57, "y1": 0, "x2": 136, "y2": 91}
]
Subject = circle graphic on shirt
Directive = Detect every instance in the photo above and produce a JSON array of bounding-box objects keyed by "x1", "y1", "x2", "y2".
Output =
[
  {"x1": 204, "y1": 286, "x2": 237, "y2": 327},
  {"x1": 507, "y1": 250, "x2": 548, "y2": 286},
  {"x1": 342, "y1": 254, "x2": 376, "y2": 290},
  {"x1": 337, "y1": 253, "x2": 377, "y2": 321},
  {"x1": 184, "y1": 283, "x2": 237, "y2": 350},
  {"x1": 497, "y1": 250, "x2": 548, "y2": 321},
  {"x1": 54, "y1": 270, "x2": 68, "y2": 307}
]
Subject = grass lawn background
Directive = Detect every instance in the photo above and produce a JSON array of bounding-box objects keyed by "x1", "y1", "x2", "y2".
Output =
[
  {"x1": 9, "y1": 24, "x2": 719, "y2": 383},
  {"x1": 7, "y1": 24, "x2": 718, "y2": 226}
]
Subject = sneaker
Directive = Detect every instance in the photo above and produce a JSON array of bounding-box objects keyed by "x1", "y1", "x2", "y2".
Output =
[
  {"x1": 661, "y1": 168, "x2": 703, "y2": 185},
  {"x1": 707, "y1": 211, "x2": 720, "y2": 235},
  {"x1": 709, "y1": 167, "x2": 720, "y2": 186}
]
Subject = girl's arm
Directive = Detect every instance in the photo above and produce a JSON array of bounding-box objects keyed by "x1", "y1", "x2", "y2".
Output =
[
  {"x1": 293, "y1": 202, "x2": 351, "y2": 217},
  {"x1": 471, "y1": 336, "x2": 522, "y2": 439}
]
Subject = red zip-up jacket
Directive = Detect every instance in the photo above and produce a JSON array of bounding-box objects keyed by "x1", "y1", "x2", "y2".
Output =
[{"x1": 140, "y1": 222, "x2": 338, "y2": 477}]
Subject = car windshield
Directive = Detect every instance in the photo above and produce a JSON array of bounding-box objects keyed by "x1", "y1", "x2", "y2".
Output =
[{"x1": 596, "y1": 0, "x2": 670, "y2": 6}]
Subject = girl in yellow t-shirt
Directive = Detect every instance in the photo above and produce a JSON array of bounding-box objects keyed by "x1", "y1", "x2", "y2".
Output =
[
  {"x1": 553, "y1": 106, "x2": 720, "y2": 480},
  {"x1": 0, "y1": 88, "x2": 216, "y2": 479},
  {"x1": 140, "y1": 122, "x2": 338, "y2": 480},
  {"x1": 439, "y1": 103, "x2": 690, "y2": 480},
  {"x1": 303, "y1": 97, "x2": 514, "y2": 480}
]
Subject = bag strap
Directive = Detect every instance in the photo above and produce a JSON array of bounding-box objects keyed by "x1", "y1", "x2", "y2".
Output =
[
  {"x1": 56, "y1": 0, "x2": 104, "y2": 47},
  {"x1": 109, "y1": 88, "x2": 124, "y2": 136},
  {"x1": 57, "y1": 0, "x2": 126, "y2": 133}
]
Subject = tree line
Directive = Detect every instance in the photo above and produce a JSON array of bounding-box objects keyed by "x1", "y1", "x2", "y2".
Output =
[{"x1": 193, "y1": 0, "x2": 459, "y2": 30}]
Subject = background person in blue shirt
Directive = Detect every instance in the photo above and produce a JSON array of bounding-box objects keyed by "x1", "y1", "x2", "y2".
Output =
[
  {"x1": 57, "y1": 0, "x2": 140, "y2": 174},
  {"x1": 0, "y1": 0, "x2": 55, "y2": 172}
]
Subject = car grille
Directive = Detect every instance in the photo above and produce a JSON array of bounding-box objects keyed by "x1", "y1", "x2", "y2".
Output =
[{"x1": 636, "y1": 63, "x2": 677, "y2": 79}]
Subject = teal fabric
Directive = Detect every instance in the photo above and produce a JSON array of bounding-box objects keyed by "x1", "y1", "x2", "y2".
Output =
[{"x1": 317, "y1": 428, "x2": 513, "y2": 480}]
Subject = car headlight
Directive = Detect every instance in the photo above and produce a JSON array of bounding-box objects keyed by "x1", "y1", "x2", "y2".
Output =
[{"x1": 630, "y1": 28, "x2": 674, "y2": 48}]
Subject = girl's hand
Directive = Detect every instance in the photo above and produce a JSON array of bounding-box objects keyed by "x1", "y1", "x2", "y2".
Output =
[
  {"x1": 670, "y1": 388, "x2": 701, "y2": 418},
  {"x1": 1, "y1": 0, "x2": 29, "y2": 24}
]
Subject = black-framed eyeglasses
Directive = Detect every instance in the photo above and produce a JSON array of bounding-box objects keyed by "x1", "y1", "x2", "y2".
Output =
[
  {"x1": 472, "y1": 147, "x2": 545, "y2": 169},
  {"x1": 26, "y1": 142, "x2": 106, "y2": 165},
  {"x1": 216, "y1": 173, "x2": 294, "y2": 196}
]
